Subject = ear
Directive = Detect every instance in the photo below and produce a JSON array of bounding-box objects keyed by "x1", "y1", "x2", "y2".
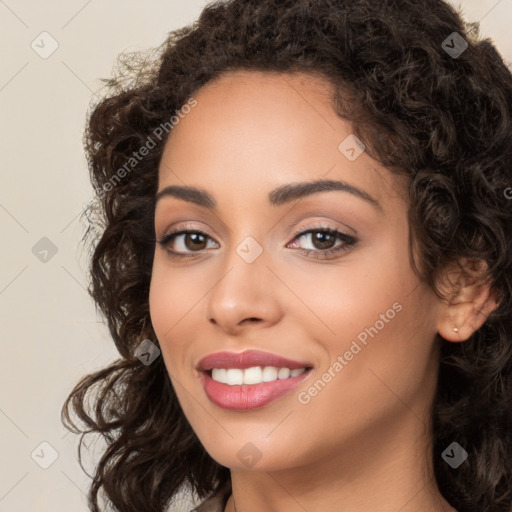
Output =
[{"x1": 436, "y1": 258, "x2": 500, "y2": 342}]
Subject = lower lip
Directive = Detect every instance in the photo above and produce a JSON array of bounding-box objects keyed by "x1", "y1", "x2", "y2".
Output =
[{"x1": 200, "y1": 370, "x2": 312, "y2": 410}]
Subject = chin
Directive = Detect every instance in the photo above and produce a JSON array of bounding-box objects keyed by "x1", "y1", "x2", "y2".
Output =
[{"x1": 195, "y1": 429, "x2": 302, "y2": 471}]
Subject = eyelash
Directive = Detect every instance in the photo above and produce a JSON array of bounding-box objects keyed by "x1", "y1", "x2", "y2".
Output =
[{"x1": 156, "y1": 223, "x2": 357, "y2": 261}]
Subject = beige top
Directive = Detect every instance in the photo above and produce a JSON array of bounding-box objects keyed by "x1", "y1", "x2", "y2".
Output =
[{"x1": 190, "y1": 479, "x2": 232, "y2": 512}]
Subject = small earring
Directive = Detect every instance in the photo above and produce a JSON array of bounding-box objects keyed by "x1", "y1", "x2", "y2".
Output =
[{"x1": 453, "y1": 327, "x2": 459, "y2": 332}]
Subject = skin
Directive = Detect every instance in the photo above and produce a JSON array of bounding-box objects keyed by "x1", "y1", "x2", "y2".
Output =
[{"x1": 149, "y1": 70, "x2": 495, "y2": 512}]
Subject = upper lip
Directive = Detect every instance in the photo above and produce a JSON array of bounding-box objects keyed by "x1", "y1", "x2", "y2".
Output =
[{"x1": 197, "y1": 349, "x2": 313, "y2": 371}]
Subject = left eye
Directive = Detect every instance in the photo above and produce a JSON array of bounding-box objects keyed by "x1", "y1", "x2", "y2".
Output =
[
  {"x1": 291, "y1": 229, "x2": 347, "y2": 251},
  {"x1": 287, "y1": 227, "x2": 357, "y2": 257}
]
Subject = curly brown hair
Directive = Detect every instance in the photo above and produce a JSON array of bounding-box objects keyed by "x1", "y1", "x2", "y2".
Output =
[{"x1": 61, "y1": 0, "x2": 512, "y2": 511}]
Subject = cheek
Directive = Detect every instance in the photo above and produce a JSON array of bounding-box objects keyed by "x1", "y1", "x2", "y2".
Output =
[
  {"x1": 149, "y1": 252, "x2": 205, "y2": 332},
  {"x1": 290, "y1": 238, "x2": 410, "y2": 344},
  {"x1": 298, "y1": 234, "x2": 437, "y2": 389},
  {"x1": 148, "y1": 254, "x2": 221, "y2": 377},
  {"x1": 148, "y1": 258, "x2": 192, "y2": 370},
  {"x1": 148, "y1": 263, "x2": 217, "y2": 437},
  {"x1": 149, "y1": 263, "x2": 173, "y2": 339}
]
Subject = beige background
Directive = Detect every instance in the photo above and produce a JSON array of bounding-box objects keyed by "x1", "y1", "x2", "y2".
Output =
[{"x1": 0, "y1": 1, "x2": 510, "y2": 510}]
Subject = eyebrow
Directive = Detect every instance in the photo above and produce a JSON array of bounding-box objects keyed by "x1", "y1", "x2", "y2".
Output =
[{"x1": 154, "y1": 179, "x2": 381, "y2": 211}]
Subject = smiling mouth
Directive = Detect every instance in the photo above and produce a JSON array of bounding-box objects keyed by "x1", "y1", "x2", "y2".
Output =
[
  {"x1": 206, "y1": 366, "x2": 313, "y2": 385},
  {"x1": 199, "y1": 366, "x2": 314, "y2": 411},
  {"x1": 197, "y1": 349, "x2": 314, "y2": 410}
]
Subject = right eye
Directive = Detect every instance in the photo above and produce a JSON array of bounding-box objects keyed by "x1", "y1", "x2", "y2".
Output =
[{"x1": 157, "y1": 229, "x2": 220, "y2": 258}]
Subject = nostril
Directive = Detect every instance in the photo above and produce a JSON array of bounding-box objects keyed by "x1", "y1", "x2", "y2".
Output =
[{"x1": 242, "y1": 317, "x2": 262, "y2": 324}]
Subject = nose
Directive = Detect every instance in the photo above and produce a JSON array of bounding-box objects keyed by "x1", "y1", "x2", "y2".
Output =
[{"x1": 205, "y1": 244, "x2": 284, "y2": 335}]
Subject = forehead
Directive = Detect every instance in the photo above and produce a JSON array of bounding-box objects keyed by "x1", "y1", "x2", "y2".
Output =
[{"x1": 158, "y1": 70, "x2": 404, "y2": 207}]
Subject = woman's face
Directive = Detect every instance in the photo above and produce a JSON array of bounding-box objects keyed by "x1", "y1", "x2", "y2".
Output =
[{"x1": 149, "y1": 71, "x2": 443, "y2": 472}]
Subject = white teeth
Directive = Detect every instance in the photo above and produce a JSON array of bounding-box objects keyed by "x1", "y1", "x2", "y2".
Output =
[
  {"x1": 277, "y1": 367, "x2": 291, "y2": 379},
  {"x1": 226, "y1": 368, "x2": 243, "y2": 385},
  {"x1": 210, "y1": 366, "x2": 308, "y2": 385},
  {"x1": 262, "y1": 366, "x2": 278, "y2": 382},
  {"x1": 243, "y1": 366, "x2": 263, "y2": 384},
  {"x1": 211, "y1": 368, "x2": 228, "y2": 384}
]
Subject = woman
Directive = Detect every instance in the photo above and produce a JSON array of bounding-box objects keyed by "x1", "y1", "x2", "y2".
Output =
[{"x1": 62, "y1": 1, "x2": 512, "y2": 511}]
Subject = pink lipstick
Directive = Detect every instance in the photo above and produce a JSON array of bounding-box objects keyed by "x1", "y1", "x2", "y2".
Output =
[{"x1": 197, "y1": 350, "x2": 313, "y2": 410}]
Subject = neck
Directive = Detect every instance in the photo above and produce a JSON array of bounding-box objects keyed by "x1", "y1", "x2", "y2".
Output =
[{"x1": 224, "y1": 414, "x2": 456, "y2": 512}]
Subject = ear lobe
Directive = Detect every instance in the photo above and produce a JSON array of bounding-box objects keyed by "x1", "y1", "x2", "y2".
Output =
[{"x1": 436, "y1": 258, "x2": 499, "y2": 342}]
